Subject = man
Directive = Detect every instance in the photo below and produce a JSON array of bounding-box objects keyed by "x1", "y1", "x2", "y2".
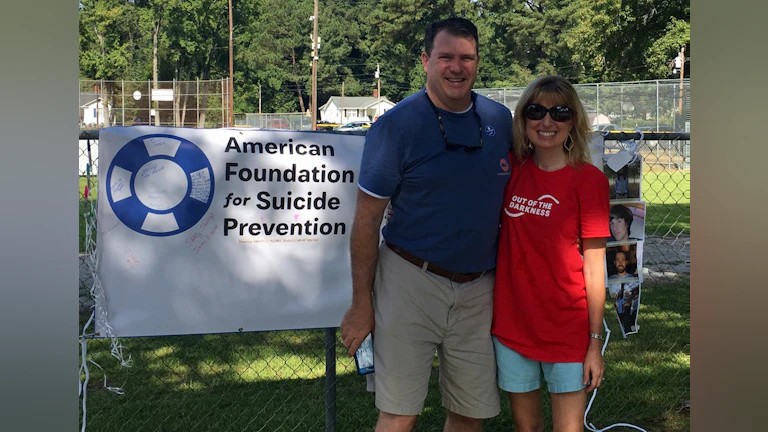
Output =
[
  {"x1": 626, "y1": 293, "x2": 640, "y2": 331},
  {"x1": 608, "y1": 250, "x2": 636, "y2": 280},
  {"x1": 608, "y1": 204, "x2": 635, "y2": 242},
  {"x1": 340, "y1": 17, "x2": 512, "y2": 432},
  {"x1": 615, "y1": 292, "x2": 626, "y2": 319},
  {"x1": 615, "y1": 165, "x2": 630, "y2": 199}
]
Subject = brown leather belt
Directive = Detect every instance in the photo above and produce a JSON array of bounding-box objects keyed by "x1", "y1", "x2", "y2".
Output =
[{"x1": 385, "y1": 241, "x2": 491, "y2": 283}]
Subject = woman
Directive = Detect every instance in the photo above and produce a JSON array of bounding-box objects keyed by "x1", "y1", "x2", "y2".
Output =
[{"x1": 492, "y1": 75, "x2": 609, "y2": 432}]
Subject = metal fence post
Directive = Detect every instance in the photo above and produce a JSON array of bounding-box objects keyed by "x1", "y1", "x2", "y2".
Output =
[
  {"x1": 656, "y1": 80, "x2": 659, "y2": 131},
  {"x1": 222, "y1": 78, "x2": 226, "y2": 127},
  {"x1": 148, "y1": 79, "x2": 152, "y2": 123},
  {"x1": 668, "y1": 140, "x2": 672, "y2": 170},
  {"x1": 197, "y1": 78, "x2": 200, "y2": 128},
  {"x1": 619, "y1": 84, "x2": 623, "y2": 129},
  {"x1": 325, "y1": 327, "x2": 337, "y2": 432},
  {"x1": 596, "y1": 83, "x2": 599, "y2": 117}
]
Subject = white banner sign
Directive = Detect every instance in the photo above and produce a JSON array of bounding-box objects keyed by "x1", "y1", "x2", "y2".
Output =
[{"x1": 95, "y1": 127, "x2": 364, "y2": 337}]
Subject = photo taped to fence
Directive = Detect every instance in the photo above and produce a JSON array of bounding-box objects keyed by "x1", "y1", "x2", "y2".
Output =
[
  {"x1": 608, "y1": 201, "x2": 645, "y2": 244},
  {"x1": 607, "y1": 281, "x2": 641, "y2": 337},
  {"x1": 603, "y1": 154, "x2": 642, "y2": 200},
  {"x1": 606, "y1": 243, "x2": 642, "y2": 284}
]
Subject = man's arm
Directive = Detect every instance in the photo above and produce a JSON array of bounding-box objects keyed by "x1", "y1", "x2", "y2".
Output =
[{"x1": 340, "y1": 189, "x2": 390, "y2": 357}]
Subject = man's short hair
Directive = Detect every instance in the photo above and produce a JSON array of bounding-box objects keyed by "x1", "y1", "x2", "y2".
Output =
[
  {"x1": 613, "y1": 250, "x2": 628, "y2": 262},
  {"x1": 610, "y1": 204, "x2": 633, "y2": 232},
  {"x1": 424, "y1": 17, "x2": 479, "y2": 56}
]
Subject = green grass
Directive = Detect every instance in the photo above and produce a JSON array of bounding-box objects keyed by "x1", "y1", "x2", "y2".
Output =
[
  {"x1": 79, "y1": 282, "x2": 689, "y2": 431},
  {"x1": 642, "y1": 170, "x2": 690, "y2": 236}
]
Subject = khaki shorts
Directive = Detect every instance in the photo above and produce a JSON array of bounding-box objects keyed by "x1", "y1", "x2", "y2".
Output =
[{"x1": 371, "y1": 243, "x2": 500, "y2": 418}]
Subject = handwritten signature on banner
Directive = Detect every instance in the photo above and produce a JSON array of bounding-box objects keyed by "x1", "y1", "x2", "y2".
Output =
[
  {"x1": 111, "y1": 179, "x2": 125, "y2": 194},
  {"x1": 126, "y1": 248, "x2": 140, "y2": 269},
  {"x1": 140, "y1": 163, "x2": 165, "y2": 178},
  {"x1": 185, "y1": 213, "x2": 218, "y2": 255},
  {"x1": 100, "y1": 222, "x2": 120, "y2": 239},
  {"x1": 147, "y1": 137, "x2": 168, "y2": 147}
]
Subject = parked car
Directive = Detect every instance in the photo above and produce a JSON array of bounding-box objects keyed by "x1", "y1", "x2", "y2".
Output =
[
  {"x1": 266, "y1": 118, "x2": 290, "y2": 129},
  {"x1": 336, "y1": 121, "x2": 371, "y2": 131},
  {"x1": 316, "y1": 120, "x2": 338, "y2": 131}
]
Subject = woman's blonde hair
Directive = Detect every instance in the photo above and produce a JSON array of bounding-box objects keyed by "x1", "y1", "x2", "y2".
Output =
[{"x1": 512, "y1": 75, "x2": 593, "y2": 167}]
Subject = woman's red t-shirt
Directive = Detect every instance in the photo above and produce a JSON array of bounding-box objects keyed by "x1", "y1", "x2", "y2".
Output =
[{"x1": 492, "y1": 156, "x2": 609, "y2": 363}]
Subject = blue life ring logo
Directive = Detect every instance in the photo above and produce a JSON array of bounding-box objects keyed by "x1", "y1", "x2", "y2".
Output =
[
  {"x1": 484, "y1": 125, "x2": 496, "y2": 137},
  {"x1": 106, "y1": 134, "x2": 214, "y2": 237}
]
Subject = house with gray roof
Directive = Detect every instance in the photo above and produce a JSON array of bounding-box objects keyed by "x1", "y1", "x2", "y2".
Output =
[{"x1": 319, "y1": 95, "x2": 396, "y2": 124}]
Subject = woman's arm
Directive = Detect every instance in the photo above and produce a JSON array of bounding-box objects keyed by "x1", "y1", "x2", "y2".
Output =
[{"x1": 582, "y1": 237, "x2": 607, "y2": 392}]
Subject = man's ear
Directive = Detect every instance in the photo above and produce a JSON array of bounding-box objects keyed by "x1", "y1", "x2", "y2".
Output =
[{"x1": 421, "y1": 52, "x2": 429, "y2": 73}]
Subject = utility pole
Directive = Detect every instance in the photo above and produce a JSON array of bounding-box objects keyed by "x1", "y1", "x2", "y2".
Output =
[
  {"x1": 340, "y1": 82, "x2": 345, "y2": 124},
  {"x1": 258, "y1": 84, "x2": 262, "y2": 114},
  {"x1": 310, "y1": 0, "x2": 319, "y2": 130},
  {"x1": 228, "y1": 0, "x2": 234, "y2": 126},
  {"x1": 375, "y1": 63, "x2": 381, "y2": 121}
]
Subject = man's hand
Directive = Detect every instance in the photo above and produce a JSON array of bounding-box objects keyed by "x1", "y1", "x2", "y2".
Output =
[
  {"x1": 343, "y1": 190, "x2": 388, "y2": 357},
  {"x1": 340, "y1": 301, "x2": 374, "y2": 357}
]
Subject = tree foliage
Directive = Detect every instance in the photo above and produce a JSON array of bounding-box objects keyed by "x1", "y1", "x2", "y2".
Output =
[{"x1": 79, "y1": 0, "x2": 690, "y2": 114}]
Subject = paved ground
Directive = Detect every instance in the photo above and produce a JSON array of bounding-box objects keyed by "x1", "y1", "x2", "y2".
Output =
[{"x1": 641, "y1": 234, "x2": 690, "y2": 284}]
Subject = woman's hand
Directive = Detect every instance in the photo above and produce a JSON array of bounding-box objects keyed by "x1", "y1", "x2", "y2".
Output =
[
  {"x1": 583, "y1": 340, "x2": 605, "y2": 392},
  {"x1": 581, "y1": 237, "x2": 607, "y2": 393}
]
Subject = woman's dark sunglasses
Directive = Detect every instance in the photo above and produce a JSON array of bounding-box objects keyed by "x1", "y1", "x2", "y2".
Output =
[{"x1": 523, "y1": 103, "x2": 573, "y2": 122}]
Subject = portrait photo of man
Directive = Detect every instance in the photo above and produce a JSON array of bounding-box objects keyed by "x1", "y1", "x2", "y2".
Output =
[
  {"x1": 605, "y1": 244, "x2": 641, "y2": 283},
  {"x1": 608, "y1": 202, "x2": 645, "y2": 244}
]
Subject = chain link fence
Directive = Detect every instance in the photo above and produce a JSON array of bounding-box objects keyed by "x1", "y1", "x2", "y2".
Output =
[
  {"x1": 79, "y1": 79, "x2": 231, "y2": 129},
  {"x1": 476, "y1": 79, "x2": 691, "y2": 133},
  {"x1": 79, "y1": 129, "x2": 689, "y2": 431},
  {"x1": 237, "y1": 112, "x2": 315, "y2": 131}
]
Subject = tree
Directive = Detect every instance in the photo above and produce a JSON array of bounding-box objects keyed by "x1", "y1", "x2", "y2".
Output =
[
  {"x1": 79, "y1": 0, "x2": 150, "y2": 125},
  {"x1": 235, "y1": 0, "x2": 314, "y2": 113},
  {"x1": 363, "y1": 0, "x2": 482, "y2": 102},
  {"x1": 78, "y1": 0, "x2": 691, "y2": 116},
  {"x1": 476, "y1": 0, "x2": 588, "y2": 86},
  {"x1": 133, "y1": 0, "x2": 182, "y2": 125},
  {"x1": 163, "y1": 0, "x2": 230, "y2": 126},
  {"x1": 567, "y1": 0, "x2": 690, "y2": 82}
]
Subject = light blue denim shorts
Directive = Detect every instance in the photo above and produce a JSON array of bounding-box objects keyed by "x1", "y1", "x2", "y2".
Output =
[{"x1": 492, "y1": 336, "x2": 587, "y2": 394}]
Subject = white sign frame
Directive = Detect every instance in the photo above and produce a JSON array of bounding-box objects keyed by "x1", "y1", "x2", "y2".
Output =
[{"x1": 95, "y1": 127, "x2": 363, "y2": 337}]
